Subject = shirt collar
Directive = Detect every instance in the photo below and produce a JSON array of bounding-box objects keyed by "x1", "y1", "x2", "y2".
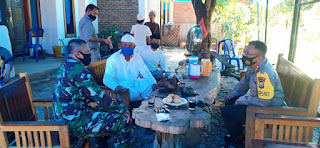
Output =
[
  {"x1": 258, "y1": 58, "x2": 268, "y2": 70},
  {"x1": 83, "y1": 14, "x2": 92, "y2": 21}
]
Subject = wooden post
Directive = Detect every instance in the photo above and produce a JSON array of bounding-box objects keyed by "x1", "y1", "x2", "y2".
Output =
[
  {"x1": 59, "y1": 125, "x2": 70, "y2": 148},
  {"x1": 288, "y1": 0, "x2": 301, "y2": 62},
  {"x1": 155, "y1": 131, "x2": 181, "y2": 148}
]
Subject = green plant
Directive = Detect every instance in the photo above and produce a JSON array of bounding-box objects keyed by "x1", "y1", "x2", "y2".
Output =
[
  {"x1": 213, "y1": 0, "x2": 256, "y2": 41},
  {"x1": 98, "y1": 25, "x2": 121, "y2": 46}
]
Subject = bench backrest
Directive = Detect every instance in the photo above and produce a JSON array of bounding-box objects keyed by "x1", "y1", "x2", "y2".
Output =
[
  {"x1": 276, "y1": 54, "x2": 320, "y2": 116},
  {"x1": 87, "y1": 59, "x2": 107, "y2": 86},
  {"x1": 0, "y1": 73, "x2": 37, "y2": 142},
  {"x1": 0, "y1": 74, "x2": 36, "y2": 122}
]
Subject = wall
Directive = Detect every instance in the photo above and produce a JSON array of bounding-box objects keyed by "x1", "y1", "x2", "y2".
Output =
[
  {"x1": 40, "y1": 0, "x2": 91, "y2": 54},
  {"x1": 40, "y1": 0, "x2": 59, "y2": 55},
  {"x1": 173, "y1": 2, "x2": 196, "y2": 24},
  {"x1": 138, "y1": 0, "x2": 147, "y2": 18},
  {"x1": 98, "y1": 0, "x2": 139, "y2": 32}
]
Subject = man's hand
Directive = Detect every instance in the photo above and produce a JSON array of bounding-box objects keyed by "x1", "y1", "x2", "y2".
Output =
[
  {"x1": 89, "y1": 102, "x2": 99, "y2": 108},
  {"x1": 115, "y1": 85, "x2": 128, "y2": 94},
  {"x1": 224, "y1": 93, "x2": 234, "y2": 104},
  {"x1": 104, "y1": 37, "x2": 112, "y2": 45},
  {"x1": 151, "y1": 84, "x2": 158, "y2": 91},
  {"x1": 124, "y1": 111, "x2": 132, "y2": 123},
  {"x1": 234, "y1": 96, "x2": 248, "y2": 105}
]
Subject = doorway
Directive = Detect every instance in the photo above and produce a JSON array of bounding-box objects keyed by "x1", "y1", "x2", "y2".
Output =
[{"x1": 4, "y1": 0, "x2": 27, "y2": 56}]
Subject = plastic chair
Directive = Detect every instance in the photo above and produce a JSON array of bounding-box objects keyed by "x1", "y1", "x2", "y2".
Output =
[
  {"x1": 22, "y1": 28, "x2": 45, "y2": 62},
  {"x1": 218, "y1": 39, "x2": 242, "y2": 72}
]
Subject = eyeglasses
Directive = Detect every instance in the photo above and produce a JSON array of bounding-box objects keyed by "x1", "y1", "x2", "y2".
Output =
[{"x1": 242, "y1": 51, "x2": 260, "y2": 57}]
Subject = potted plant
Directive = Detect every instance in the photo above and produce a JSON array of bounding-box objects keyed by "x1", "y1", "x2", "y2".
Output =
[{"x1": 98, "y1": 25, "x2": 121, "y2": 56}]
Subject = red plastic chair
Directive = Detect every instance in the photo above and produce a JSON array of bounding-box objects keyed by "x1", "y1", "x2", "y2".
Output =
[{"x1": 22, "y1": 28, "x2": 45, "y2": 62}]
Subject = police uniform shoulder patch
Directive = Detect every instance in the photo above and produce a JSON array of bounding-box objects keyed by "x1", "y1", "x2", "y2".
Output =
[{"x1": 256, "y1": 72, "x2": 274, "y2": 99}]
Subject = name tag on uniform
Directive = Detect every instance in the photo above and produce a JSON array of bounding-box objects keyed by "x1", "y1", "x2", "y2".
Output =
[{"x1": 257, "y1": 72, "x2": 274, "y2": 99}]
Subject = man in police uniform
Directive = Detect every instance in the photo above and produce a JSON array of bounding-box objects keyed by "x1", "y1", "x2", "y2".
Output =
[
  {"x1": 0, "y1": 47, "x2": 14, "y2": 87},
  {"x1": 222, "y1": 41, "x2": 285, "y2": 147},
  {"x1": 53, "y1": 39, "x2": 132, "y2": 147}
]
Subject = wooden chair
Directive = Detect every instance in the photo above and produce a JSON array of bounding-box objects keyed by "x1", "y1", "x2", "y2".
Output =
[
  {"x1": 0, "y1": 73, "x2": 71, "y2": 148},
  {"x1": 245, "y1": 54, "x2": 320, "y2": 147},
  {"x1": 87, "y1": 59, "x2": 130, "y2": 109},
  {"x1": 252, "y1": 114, "x2": 320, "y2": 147}
]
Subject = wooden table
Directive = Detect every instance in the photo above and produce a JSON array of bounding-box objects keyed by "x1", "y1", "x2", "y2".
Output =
[
  {"x1": 150, "y1": 70, "x2": 220, "y2": 105},
  {"x1": 133, "y1": 97, "x2": 210, "y2": 148}
]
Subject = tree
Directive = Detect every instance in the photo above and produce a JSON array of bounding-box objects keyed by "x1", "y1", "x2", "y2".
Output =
[{"x1": 192, "y1": 0, "x2": 217, "y2": 54}]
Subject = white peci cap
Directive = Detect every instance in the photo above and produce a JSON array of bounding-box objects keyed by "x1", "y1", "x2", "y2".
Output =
[
  {"x1": 149, "y1": 10, "x2": 156, "y2": 15},
  {"x1": 121, "y1": 34, "x2": 135, "y2": 43},
  {"x1": 137, "y1": 14, "x2": 144, "y2": 21}
]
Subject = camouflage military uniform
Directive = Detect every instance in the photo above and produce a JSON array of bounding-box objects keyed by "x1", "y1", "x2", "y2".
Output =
[{"x1": 53, "y1": 58, "x2": 132, "y2": 147}]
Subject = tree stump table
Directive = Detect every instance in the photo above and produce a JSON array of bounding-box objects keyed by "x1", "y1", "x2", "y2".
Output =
[{"x1": 133, "y1": 98, "x2": 210, "y2": 148}]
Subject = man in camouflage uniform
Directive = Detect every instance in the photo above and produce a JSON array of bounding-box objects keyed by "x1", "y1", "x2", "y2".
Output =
[{"x1": 53, "y1": 39, "x2": 132, "y2": 147}]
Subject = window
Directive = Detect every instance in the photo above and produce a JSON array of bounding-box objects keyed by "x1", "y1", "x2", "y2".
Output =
[
  {"x1": 28, "y1": 0, "x2": 41, "y2": 28},
  {"x1": 63, "y1": 0, "x2": 76, "y2": 37}
]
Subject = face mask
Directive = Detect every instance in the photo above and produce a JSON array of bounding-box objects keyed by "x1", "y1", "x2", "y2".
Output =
[
  {"x1": 150, "y1": 43, "x2": 159, "y2": 50},
  {"x1": 242, "y1": 55, "x2": 257, "y2": 66},
  {"x1": 121, "y1": 47, "x2": 134, "y2": 57},
  {"x1": 79, "y1": 51, "x2": 91, "y2": 66},
  {"x1": 88, "y1": 14, "x2": 96, "y2": 21}
]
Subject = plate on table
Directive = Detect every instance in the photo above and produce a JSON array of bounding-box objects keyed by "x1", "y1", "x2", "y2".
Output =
[{"x1": 162, "y1": 98, "x2": 188, "y2": 107}]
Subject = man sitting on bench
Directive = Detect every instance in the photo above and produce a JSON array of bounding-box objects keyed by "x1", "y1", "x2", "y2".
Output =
[
  {"x1": 53, "y1": 39, "x2": 132, "y2": 148},
  {"x1": 222, "y1": 41, "x2": 286, "y2": 147},
  {"x1": 0, "y1": 46, "x2": 14, "y2": 87}
]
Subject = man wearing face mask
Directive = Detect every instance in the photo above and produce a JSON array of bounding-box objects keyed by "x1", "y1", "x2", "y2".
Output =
[
  {"x1": 135, "y1": 34, "x2": 166, "y2": 78},
  {"x1": 53, "y1": 39, "x2": 133, "y2": 148},
  {"x1": 103, "y1": 34, "x2": 157, "y2": 109},
  {"x1": 221, "y1": 41, "x2": 285, "y2": 147},
  {"x1": 79, "y1": 4, "x2": 111, "y2": 64}
]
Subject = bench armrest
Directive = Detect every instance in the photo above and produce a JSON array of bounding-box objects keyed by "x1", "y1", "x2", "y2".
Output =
[
  {"x1": 33, "y1": 99, "x2": 53, "y2": 107},
  {"x1": 256, "y1": 114, "x2": 320, "y2": 121},
  {"x1": 1, "y1": 121, "x2": 67, "y2": 126},
  {"x1": 99, "y1": 86, "x2": 130, "y2": 109},
  {"x1": 247, "y1": 106, "x2": 308, "y2": 116}
]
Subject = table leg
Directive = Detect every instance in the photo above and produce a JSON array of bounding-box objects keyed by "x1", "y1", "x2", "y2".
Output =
[{"x1": 155, "y1": 131, "x2": 181, "y2": 148}]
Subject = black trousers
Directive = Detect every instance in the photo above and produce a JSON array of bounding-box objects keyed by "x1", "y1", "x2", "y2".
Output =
[{"x1": 221, "y1": 96, "x2": 247, "y2": 145}]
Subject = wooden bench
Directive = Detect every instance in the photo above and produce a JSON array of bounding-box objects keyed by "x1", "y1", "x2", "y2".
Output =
[
  {"x1": 245, "y1": 54, "x2": 320, "y2": 147},
  {"x1": 87, "y1": 59, "x2": 130, "y2": 109},
  {"x1": 0, "y1": 73, "x2": 71, "y2": 148},
  {"x1": 252, "y1": 114, "x2": 320, "y2": 147}
]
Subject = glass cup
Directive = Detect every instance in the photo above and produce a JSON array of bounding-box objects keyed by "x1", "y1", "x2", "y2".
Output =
[
  {"x1": 188, "y1": 97, "x2": 197, "y2": 110},
  {"x1": 148, "y1": 95, "x2": 155, "y2": 106}
]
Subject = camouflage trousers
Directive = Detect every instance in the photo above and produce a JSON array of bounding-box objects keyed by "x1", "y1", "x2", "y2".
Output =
[{"x1": 68, "y1": 104, "x2": 132, "y2": 147}]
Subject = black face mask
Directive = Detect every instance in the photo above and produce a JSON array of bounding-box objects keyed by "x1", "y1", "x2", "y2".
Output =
[
  {"x1": 150, "y1": 43, "x2": 159, "y2": 50},
  {"x1": 242, "y1": 55, "x2": 257, "y2": 66},
  {"x1": 79, "y1": 52, "x2": 91, "y2": 66},
  {"x1": 88, "y1": 14, "x2": 96, "y2": 21}
]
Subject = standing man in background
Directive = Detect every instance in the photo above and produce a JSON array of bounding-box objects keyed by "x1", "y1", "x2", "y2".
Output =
[
  {"x1": 79, "y1": 4, "x2": 111, "y2": 64},
  {"x1": 145, "y1": 10, "x2": 160, "y2": 36},
  {"x1": 131, "y1": 14, "x2": 152, "y2": 47}
]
